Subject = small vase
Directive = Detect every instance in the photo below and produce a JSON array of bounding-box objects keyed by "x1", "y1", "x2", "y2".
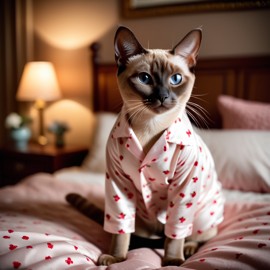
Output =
[
  {"x1": 55, "y1": 133, "x2": 65, "y2": 148},
  {"x1": 10, "y1": 127, "x2": 31, "y2": 149}
]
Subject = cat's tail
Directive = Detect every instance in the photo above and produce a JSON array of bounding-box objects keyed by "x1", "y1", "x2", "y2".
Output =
[{"x1": 65, "y1": 193, "x2": 104, "y2": 226}]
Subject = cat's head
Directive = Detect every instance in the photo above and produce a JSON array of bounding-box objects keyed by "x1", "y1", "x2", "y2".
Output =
[{"x1": 114, "y1": 26, "x2": 202, "y2": 119}]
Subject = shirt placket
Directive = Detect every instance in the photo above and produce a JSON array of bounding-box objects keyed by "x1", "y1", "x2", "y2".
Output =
[{"x1": 138, "y1": 134, "x2": 170, "y2": 216}]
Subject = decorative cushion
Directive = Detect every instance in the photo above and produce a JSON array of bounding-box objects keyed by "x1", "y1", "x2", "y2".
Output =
[
  {"x1": 217, "y1": 95, "x2": 270, "y2": 129},
  {"x1": 196, "y1": 128, "x2": 270, "y2": 192},
  {"x1": 82, "y1": 112, "x2": 118, "y2": 173}
]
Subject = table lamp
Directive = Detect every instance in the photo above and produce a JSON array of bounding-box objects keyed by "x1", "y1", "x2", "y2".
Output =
[{"x1": 16, "y1": 62, "x2": 62, "y2": 146}]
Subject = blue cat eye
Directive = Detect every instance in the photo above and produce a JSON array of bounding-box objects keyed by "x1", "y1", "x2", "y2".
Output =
[
  {"x1": 170, "y1": 73, "x2": 182, "y2": 85},
  {"x1": 138, "y1": 72, "x2": 152, "y2": 85}
]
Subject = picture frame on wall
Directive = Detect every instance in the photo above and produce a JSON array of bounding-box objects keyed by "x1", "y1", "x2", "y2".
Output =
[{"x1": 121, "y1": 0, "x2": 270, "y2": 19}]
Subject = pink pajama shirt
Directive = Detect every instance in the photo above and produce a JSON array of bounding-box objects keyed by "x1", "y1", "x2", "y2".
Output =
[{"x1": 104, "y1": 110, "x2": 224, "y2": 239}]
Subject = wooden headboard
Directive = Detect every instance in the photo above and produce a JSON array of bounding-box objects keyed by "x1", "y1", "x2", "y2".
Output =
[{"x1": 90, "y1": 43, "x2": 270, "y2": 128}]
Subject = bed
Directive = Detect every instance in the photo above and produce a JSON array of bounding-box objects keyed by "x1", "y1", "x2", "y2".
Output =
[{"x1": 0, "y1": 42, "x2": 270, "y2": 269}]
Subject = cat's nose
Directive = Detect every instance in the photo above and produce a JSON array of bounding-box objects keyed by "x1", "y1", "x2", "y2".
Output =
[
  {"x1": 158, "y1": 95, "x2": 169, "y2": 103},
  {"x1": 155, "y1": 87, "x2": 169, "y2": 103}
]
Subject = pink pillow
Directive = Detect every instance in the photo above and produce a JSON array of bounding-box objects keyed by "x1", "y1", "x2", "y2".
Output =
[{"x1": 218, "y1": 95, "x2": 270, "y2": 129}]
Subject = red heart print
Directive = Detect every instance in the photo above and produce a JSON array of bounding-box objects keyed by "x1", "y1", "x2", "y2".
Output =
[
  {"x1": 113, "y1": 195, "x2": 120, "y2": 202},
  {"x1": 22, "y1": 236, "x2": 29, "y2": 240},
  {"x1": 253, "y1": 229, "x2": 259, "y2": 234},
  {"x1": 163, "y1": 170, "x2": 170, "y2": 175},
  {"x1": 118, "y1": 229, "x2": 125, "y2": 234},
  {"x1": 171, "y1": 234, "x2": 177, "y2": 238},
  {"x1": 179, "y1": 217, "x2": 186, "y2": 223},
  {"x1": 179, "y1": 193, "x2": 185, "y2": 198},
  {"x1": 128, "y1": 192, "x2": 134, "y2": 199},
  {"x1": 9, "y1": 244, "x2": 17, "y2": 250},
  {"x1": 13, "y1": 261, "x2": 21, "y2": 269},
  {"x1": 8, "y1": 229, "x2": 14, "y2": 233},
  {"x1": 191, "y1": 191, "x2": 196, "y2": 198},
  {"x1": 186, "y1": 202, "x2": 193, "y2": 208},
  {"x1": 3, "y1": 236, "x2": 10, "y2": 239},
  {"x1": 199, "y1": 258, "x2": 205, "y2": 262},
  {"x1": 119, "y1": 213, "x2": 126, "y2": 219},
  {"x1": 45, "y1": 256, "x2": 52, "y2": 260},
  {"x1": 65, "y1": 257, "x2": 73, "y2": 265},
  {"x1": 47, "y1": 243, "x2": 54, "y2": 249},
  {"x1": 258, "y1": 243, "x2": 266, "y2": 248},
  {"x1": 106, "y1": 214, "x2": 111, "y2": 220},
  {"x1": 193, "y1": 177, "x2": 198, "y2": 183}
]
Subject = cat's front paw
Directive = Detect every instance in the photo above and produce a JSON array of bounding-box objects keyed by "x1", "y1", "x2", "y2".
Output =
[
  {"x1": 162, "y1": 257, "x2": 185, "y2": 266},
  {"x1": 98, "y1": 254, "x2": 125, "y2": 266},
  {"x1": 184, "y1": 240, "x2": 199, "y2": 258}
]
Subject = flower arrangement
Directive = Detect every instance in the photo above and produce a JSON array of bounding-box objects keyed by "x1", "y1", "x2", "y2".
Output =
[
  {"x1": 5, "y1": 112, "x2": 32, "y2": 130},
  {"x1": 47, "y1": 121, "x2": 69, "y2": 135}
]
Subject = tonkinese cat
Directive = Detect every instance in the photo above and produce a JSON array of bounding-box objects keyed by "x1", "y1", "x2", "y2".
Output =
[{"x1": 67, "y1": 26, "x2": 224, "y2": 266}]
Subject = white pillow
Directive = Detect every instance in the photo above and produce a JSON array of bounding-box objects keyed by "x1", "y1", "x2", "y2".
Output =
[
  {"x1": 196, "y1": 129, "x2": 270, "y2": 193},
  {"x1": 82, "y1": 112, "x2": 118, "y2": 173}
]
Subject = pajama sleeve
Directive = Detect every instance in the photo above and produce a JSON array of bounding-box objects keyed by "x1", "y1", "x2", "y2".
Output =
[{"x1": 103, "y1": 138, "x2": 137, "y2": 235}]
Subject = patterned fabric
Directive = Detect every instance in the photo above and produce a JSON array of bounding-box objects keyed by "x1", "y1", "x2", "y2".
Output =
[
  {"x1": 0, "y1": 171, "x2": 269, "y2": 269},
  {"x1": 104, "y1": 110, "x2": 224, "y2": 239}
]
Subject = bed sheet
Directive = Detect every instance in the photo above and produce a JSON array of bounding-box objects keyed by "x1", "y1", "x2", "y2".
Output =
[{"x1": 0, "y1": 173, "x2": 269, "y2": 270}]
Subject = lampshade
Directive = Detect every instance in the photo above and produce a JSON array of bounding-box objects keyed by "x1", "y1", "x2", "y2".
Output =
[{"x1": 16, "y1": 62, "x2": 61, "y2": 101}]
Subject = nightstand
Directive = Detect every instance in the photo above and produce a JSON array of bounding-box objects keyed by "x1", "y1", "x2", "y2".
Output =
[{"x1": 0, "y1": 143, "x2": 88, "y2": 187}]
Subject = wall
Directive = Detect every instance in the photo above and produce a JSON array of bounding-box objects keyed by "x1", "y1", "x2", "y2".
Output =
[
  {"x1": 32, "y1": 0, "x2": 119, "y2": 145},
  {"x1": 32, "y1": 0, "x2": 270, "y2": 146}
]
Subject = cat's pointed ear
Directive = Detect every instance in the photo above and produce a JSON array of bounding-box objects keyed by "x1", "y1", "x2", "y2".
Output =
[
  {"x1": 114, "y1": 26, "x2": 146, "y2": 66},
  {"x1": 172, "y1": 29, "x2": 202, "y2": 68}
]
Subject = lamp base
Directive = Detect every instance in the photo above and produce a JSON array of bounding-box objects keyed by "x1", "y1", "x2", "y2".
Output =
[
  {"x1": 35, "y1": 100, "x2": 48, "y2": 146},
  {"x1": 38, "y1": 135, "x2": 48, "y2": 146}
]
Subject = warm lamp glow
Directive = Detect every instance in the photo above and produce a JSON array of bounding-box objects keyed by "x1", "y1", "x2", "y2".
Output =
[
  {"x1": 16, "y1": 62, "x2": 61, "y2": 101},
  {"x1": 16, "y1": 61, "x2": 61, "y2": 146}
]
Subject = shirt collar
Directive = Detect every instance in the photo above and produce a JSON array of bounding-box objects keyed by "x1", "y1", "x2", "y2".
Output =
[{"x1": 111, "y1": 108, "x2": 195, "y2": 146}]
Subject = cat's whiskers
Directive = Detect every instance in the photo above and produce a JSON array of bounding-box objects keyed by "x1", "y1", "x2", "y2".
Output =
[
  {"x1": 186, "y1": 107, "x2": 202, "y2": 128},
  {"x1": 190, "y1": 93, "x2": 208, "y2": 102},
  {"x1": 124, "y1": 100, "x2": 149, "y2": 124},
  {"x1": 186, "y1": 102, "x2": 211, "y2": 129}
]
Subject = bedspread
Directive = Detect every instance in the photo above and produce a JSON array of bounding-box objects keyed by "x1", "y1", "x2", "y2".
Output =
[{"x1": 0, "y1": 173, "x2": 270, "y2": 270}]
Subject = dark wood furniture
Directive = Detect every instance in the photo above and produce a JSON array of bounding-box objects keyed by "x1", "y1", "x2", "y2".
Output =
[
  {"x1": 90, "y1": 43, "x2": 270, "y2": 128},
  {"x1": 0, "y1": 143, "x2": 88, "y2": 186}
]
